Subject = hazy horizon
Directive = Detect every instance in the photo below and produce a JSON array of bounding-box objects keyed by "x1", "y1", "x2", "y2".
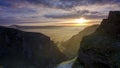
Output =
[{"x1": 22, "y1": 26, "x2": 86, "y2": 42}]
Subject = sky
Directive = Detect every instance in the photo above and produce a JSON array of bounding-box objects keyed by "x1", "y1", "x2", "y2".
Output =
[{"x1": 0, "y1": 0, "x2": 120, "y2": 26}]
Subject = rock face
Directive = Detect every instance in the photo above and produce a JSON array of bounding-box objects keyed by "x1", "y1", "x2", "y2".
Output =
[
  {"x1": 61, "y1": 25, "x2": 99, "y2": 59},
  {"x1": 73, "y1": 11, "x2": 120, "y2": 68},
  {"x1": 0, "y1": 26, "x2": 66, "y2": 68}
]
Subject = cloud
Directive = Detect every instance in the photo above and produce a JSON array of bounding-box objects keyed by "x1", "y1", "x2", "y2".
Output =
[
  {"x1": 44, "y1": 10, "x2": 106, "y2": 19},
  {"x1": 0, "y1": 17, "x2": 22, "y2": 25},
  {"x1": 83, "y1": 15, "x2": 107, "y2": 19},
  {"x1": 0, "y1": 0, "x2": 120, "y2": 9},
  {"x1": 0, "y1": 17, "x2": 41, "y2": 25},
  {"x1": 44, "y1": 10, "x2": 89, "y2": 19},
  {"x1": 22, "y1": 0, "x2": 119, "y2": 9},
  {"x1": 0, "y1": 0, "x2": 119, "y2": 25},
  {"x1": 0, "y1": 1, "x2": 12, "y2": 7}
]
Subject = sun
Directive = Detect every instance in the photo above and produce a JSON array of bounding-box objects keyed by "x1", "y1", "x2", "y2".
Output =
[
  {"x1": 75, "y1": 18, "x2": 89, "y2": 24},
  {"x1": 62, "y1": 17, "x2": 90, "y2": 26}
]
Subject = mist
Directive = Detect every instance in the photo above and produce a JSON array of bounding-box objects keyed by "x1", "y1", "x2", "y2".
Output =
[{"x1": 22, "y1": 26, "x2": 85, "y2": 42}]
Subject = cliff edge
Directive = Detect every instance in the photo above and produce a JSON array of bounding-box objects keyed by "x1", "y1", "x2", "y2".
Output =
[{"x1": 73, "y1": 11, "x2": 120, "y2": 68}]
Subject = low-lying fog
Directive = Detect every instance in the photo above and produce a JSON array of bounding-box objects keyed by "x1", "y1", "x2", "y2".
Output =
[{"x1": 23, "y1": 26, "x2": 85, "y2": 43}]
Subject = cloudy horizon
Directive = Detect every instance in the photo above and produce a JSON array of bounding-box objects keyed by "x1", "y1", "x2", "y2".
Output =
[{"x1": 0, "y1": 0, "x2": 120, "y2": 26}]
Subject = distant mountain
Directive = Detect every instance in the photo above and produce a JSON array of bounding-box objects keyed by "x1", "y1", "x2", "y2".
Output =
[
  {"x1": 9, "y1": 25, "x2": 66, "y2": 29},
  {"x1": 73, "y1": 11, "x2": 120, "y2": 68},
  {"x1": 61, "y1": 25, "x2": 99, "y2": 59},
  {"x1": 0, "y1": 26, "x2": 67, "y2": 68}
]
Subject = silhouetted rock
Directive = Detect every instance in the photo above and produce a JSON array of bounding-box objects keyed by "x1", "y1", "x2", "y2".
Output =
[
  {"x1": 61, "y1": 25, "x2": 99, "y2": 59},
  {"x1": 73, "y1": 11, "x2": 120, "y2": 68},
  {"x1": 97, "y1": 11, "x2": 120, "y2": 35},
  {"x1": 0, "y1": 26, "x2": 67, "y2": 68},
  {"x1": 108, "y1": 11, "x2": 120, "y2": 20}
]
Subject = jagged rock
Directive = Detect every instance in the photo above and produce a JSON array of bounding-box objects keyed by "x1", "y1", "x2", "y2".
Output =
[
  {"x1": 108, "y1": 11, "x2": 120, "y2": 20},
  {"x1": 61, "y1": 25, "x2": 99, "y2": 59},
  {"x1": 73, "y1": 11, "x2": 120, "y2": 68},
  {"x1": 97, "y1": 11, "x2": 120, "y2": 35},
  {"x1": 0, "y1": 26, "x2": 67, "y2": 68}
]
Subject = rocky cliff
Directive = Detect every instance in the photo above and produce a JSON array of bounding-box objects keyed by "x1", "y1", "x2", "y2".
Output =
[
  {"x1": 73, "y1": 11, "x2": 120, "y2": 68},
  {"x1": 0, "y1": 26, "x2": 66, "y2": 68},
  {"x1": 61, "y1": 25, "x2": 99, "y2": 59}
]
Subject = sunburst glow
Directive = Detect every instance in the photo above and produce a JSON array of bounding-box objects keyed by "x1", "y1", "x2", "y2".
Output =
[
  {"x1": 75, "y1": 18, "x2": 90, "y2": 24},
  {"x1": 63, "y1": 18, "x2": 91, "y2": 26}
]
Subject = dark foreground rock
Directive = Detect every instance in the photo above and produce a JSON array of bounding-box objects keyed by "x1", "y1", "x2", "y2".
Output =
[
  {"x1": 0, "y1": 26, "x2": 67, "y2": 68},
  {"x1": 73, "y1": 11, "x2": 120, "y2": 68},
  {"x1": 61, "y1": 25, "x2": 99, "y2": 59}
]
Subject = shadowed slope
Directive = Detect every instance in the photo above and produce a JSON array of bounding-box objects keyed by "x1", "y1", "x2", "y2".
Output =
[{"x1": 0, "y1": 26, "x2": 67, "y2": 68}]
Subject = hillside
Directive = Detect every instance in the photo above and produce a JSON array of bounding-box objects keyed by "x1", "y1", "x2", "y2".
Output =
[
  {"x1": 0, "y1": 26, "x2": 67, "y2": 68},
  {"x1": 73, "y1": 11, "x2": 120, "y2": 68},
  {"x1": 61, "y1": 25, "x2": 99, "y2": 58}
]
